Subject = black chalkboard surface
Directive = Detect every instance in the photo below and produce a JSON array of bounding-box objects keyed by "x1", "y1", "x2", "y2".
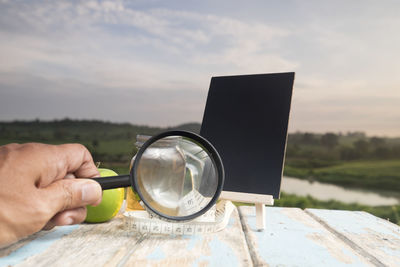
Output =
[{"x1": 200, "y1": 73, "x2": 294, "y2": 199}]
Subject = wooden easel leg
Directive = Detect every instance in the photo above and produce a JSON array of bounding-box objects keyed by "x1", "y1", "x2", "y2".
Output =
[{"x1": 255, "y1": 203, "x2": 266, "y2": 231}]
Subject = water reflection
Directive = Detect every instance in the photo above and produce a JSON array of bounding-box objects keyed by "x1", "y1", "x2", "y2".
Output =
[{"x1": 281, "y1": 176, "x2": 400, "y2": 206}]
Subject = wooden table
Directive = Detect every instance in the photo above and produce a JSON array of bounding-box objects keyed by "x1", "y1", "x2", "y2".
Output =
[{"x1": 1, "y1": 206, "x2": 399, "y2": 266}]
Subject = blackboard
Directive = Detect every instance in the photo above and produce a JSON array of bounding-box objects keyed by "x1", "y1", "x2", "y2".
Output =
[{"x1": 200, "y1": 73, "x2": 295, "y2": 199}]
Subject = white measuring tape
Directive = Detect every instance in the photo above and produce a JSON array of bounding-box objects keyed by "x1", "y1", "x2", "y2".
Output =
[{"x1": 123, "y1": 200, "x2": 235, "y2": 235}]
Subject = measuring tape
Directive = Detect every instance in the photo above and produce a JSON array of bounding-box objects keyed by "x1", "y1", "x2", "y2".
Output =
[{"x1": 123, "y1": 200, "x2": 235, "y2": 235}]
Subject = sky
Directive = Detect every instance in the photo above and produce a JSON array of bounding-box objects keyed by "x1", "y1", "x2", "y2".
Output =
[{"x1": 0, "y1": 0, "x2": 399, "y2": 136}]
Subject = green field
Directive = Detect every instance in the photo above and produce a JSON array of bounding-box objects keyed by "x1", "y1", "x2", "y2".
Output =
[
  {"x1": 2, "y1": 120, "x2": 400, "y2": 193},
  {"x1": 2, "y1": 119, "x2": 400, "y2": 224},
  {"x1": 284, "y1": 160, "x2": 400, "y2": 191}
]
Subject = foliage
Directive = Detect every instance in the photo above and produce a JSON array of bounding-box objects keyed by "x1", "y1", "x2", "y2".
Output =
[
  {"x1": 285, "y1": 131, "x2": 400, "y2": 191},
  {"x1": 287, "y1": 132, "x2": 400, "y2": 161},
  {"x1": 320, "y1": 132, "x2": 339, "y2": 148},
  {"x1": 284, "y1": 160, "x2": 400, "y2": 191},
  {"x1": 0, "y1": 119, "x2": 197, "y2": 166},
  {"x1": 2, "y1": 120, "x2": 400, "y2": 224}
]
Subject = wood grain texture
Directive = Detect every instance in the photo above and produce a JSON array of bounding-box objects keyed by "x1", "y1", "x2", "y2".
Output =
[
  {"x1": 13, "y1": 217, "x2": 132, "y2": 267},
  {"x1": 1, "y1": 207, "x2": 251, "y2": 267},
  {"x1": 0, "y1": 231, "x2": 50, "y2": 258},
  {"x1": 0, "y1": 225, "x2": 79, "y2": 267},
  {"x1": 239, "y1": 206, "x2": 373, "y2": 267},
  {"x1": 255, "y1": 203, "x2": 265, "y2": 230},
  {"x1": 4, "y1": 206, "x2": 395, "y2": 267},
  {"x1": 219, "y1": 191, "x2": 274, "y2": 205},
  {"x1": 112, "y1": 207, "x2": 252, "y2": 267},
  {"x1": 306, "y1": 209, "x2": 400, "y2": 267}
]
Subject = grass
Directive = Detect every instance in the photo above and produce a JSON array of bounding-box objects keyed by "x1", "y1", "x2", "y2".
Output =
[
  {"x1": 2, "y1": 120, "x2": 399, "y2": 225},
  {"x1": 96, "y1": 140, "x2": 136, "y2": 156},
  {"x1": 102, "y1": 161, "x2": 400, "y2": 225},
  {"x1": 0, "y1": 138, "x2": 135, "y2": 155},
  {"x1": 284, "y1": 159, "x2": 400, "y2": 191}
]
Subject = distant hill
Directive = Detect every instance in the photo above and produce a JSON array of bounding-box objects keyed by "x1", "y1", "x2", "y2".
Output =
[
  {"x1": 0, "y1": 119, "x2": 201, "y2": 142},
  {"x1": 2, "y1": 119, "x2": 399, "y2": 166},
  {"x1": 167, "y1": 122, "x2": 201, "y2": 133},
  {"x1": 0, "y1": 119, "x2": 201, "y2": 163}
]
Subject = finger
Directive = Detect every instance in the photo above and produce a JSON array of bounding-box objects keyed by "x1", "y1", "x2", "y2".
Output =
[
  {"x1": 64, "y1": 173, "x2": 76, "y2": 179},
  {"x1": 57, "y1": 144, "x2": 100, "y2": 179},
  {"x1": 24, "y1": 143, "x2": 99, "y2": 188},
  {"x1": 42, "y1": 178, "x2": 102, "y2": 214},
  {"x1": 49, "y1": 207, "x2": 87, "y2": 226}
]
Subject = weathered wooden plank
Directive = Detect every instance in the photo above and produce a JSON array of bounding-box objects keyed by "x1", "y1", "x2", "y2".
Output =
[
  {"x1": 1, "y1": 207, "x2": 251, "y2": 267},
  {"x1": 239, "y1": 206, "x2": 373, "y2": 266},
  {"x1": 0, "y1": 230, "x2": 54, "y2": 259},
  {"x1": 8, "y1": 215, "x2": 140, "y2": 267},
  {"x1": 0, "y1": 201, "x2": 131, "y2": 267},
  {"x1": 0, "y1": 205, "x2": 144, "y2": 267},
  {"x1": 0, "y1": 225, "x2": 79, "y2": 267},
  {"x1": 306, "y1": 208, "x2": 400, "y2": 267},
  {"x1": 109, "y1": 207, "x2": 252, "y2": 266}
]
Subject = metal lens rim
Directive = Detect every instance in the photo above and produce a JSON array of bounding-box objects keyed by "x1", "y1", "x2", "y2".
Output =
[{"x1": 130, "y1": 130, "x2": 225, "y2": 221}]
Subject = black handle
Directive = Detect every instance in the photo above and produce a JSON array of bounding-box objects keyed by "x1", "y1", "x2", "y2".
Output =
[{"x1": 88, "y1": 174, "x2": 131, "y2": 190}]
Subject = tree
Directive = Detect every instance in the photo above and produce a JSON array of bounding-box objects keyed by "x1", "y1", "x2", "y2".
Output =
[
  {"x1": 53, "y1": 128, "x2": 68, "y2": 140},
  {"x1": 373, "y1": 147, "x2": 390, "y2": 159},
  {"x1": 392, "y1": 145, "x2": 400, "y2": 159},
  {"x1": 370, "y1": 137, "x2": 385, "y2": 148},
  {"x1": 285, "y1": 144, "x2": 301, "y2": 157},
  {"x1": 321, "y1": 133, "x2": 339, "y2": 149},
  {"x1": 353, "y1": 139, "x2": 369, "y2": 156},
  {"x1": 92, "y1": 139, "x2": 99, "y2": 150},
  {"x1": 301, "y1": 132, "x2": 318, "y2": 145},
  {"x1": 340, "y1": 146, "x2": 359, "y2": 160}
]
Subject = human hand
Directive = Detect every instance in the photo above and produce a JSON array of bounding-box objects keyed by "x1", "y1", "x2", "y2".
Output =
[{"x1": 0, "y1": 143, "x2": 102, "y2": 248}]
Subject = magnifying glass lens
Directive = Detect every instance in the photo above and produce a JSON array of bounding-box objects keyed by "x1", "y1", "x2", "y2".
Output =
[{"x1": 136, "y1": 136, "x2": 219, "y2": 218}]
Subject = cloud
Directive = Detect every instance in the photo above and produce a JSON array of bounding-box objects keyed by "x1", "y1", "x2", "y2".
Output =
[
  {"x1": 0, "y1": 0, "x2": 298, "y2": 127},
  {"x1": 0, "y1": 0, "x2": 295, "y2": 87},
  {"x1": 0, "y1": 0, "x2": 399, "y2": 135}
]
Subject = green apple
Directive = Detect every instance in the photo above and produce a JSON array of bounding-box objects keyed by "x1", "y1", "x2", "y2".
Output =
[{"x1": 85, "y1": 168, "x2": 125, "y2": 223}]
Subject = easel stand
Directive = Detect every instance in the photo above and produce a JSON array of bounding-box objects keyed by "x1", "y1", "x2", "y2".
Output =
[{"x1": 219, "y1": 191, "x2": 274, "y2": 231}]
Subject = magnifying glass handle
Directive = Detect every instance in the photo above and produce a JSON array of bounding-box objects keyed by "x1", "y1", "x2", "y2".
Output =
[{"x1": 88, "y1": 175, "x2": 131, "y2": 190}]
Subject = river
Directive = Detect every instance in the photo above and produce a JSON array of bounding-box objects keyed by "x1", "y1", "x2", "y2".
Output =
[{"x1": 281, "y1": 176, "x2": 400, "y2": 206}]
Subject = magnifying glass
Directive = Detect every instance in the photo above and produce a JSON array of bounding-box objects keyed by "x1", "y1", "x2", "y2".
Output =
[{"x1": 88, "y1": 131, "x2": 224, "y2": 221}]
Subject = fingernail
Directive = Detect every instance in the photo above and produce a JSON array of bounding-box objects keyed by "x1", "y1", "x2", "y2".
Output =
[
  {"x1": 65, "y1": 217, "x2": 74, "y2": 225},
  {"x1": 81, "y1": 182, "x2": 101, "y2": 204}
]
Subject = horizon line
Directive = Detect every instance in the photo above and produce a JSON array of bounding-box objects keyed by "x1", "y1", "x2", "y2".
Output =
[{"x1": 0, "y1": 118, "x2": 398, "y2": 138}]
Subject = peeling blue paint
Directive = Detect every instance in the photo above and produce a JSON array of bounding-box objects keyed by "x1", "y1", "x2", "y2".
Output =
[
  {"x1": 380, "y1": 246, "x2": 400, "y2": 258},
  {"x1": 191, "y1": 236, "x2": 238, "y2": 267},
  {"x1": 228, "y1": 217, "x2": 235, "y2": 227},
  {"x1": 184, "y1": 234, "x2": 202, "y2": 251},
  {"x1": 306, "y1": 209, "x2": 400, "y2": 264},
  {"x1": 245, "y1": 207, "x2": 367, "y2": 266},
  {"x1": 146, "y1": 247, "x2": 166, "y2": 261},
  {"x1": 307, "y1": 209, "x2": 400, "y2": 237},
  {"x1": 0, "y1": 225, "x2": 78, "y2": 267}
]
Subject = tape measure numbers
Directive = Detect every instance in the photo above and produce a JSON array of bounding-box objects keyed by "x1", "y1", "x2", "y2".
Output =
[{"x1": 123, "y1": 200, "x2": 235, "y2": 235}]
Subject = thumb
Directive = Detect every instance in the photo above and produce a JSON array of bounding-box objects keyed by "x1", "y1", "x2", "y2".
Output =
[{"x1": 42, "y1": 178, "x2": 102, "y2": 214}]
